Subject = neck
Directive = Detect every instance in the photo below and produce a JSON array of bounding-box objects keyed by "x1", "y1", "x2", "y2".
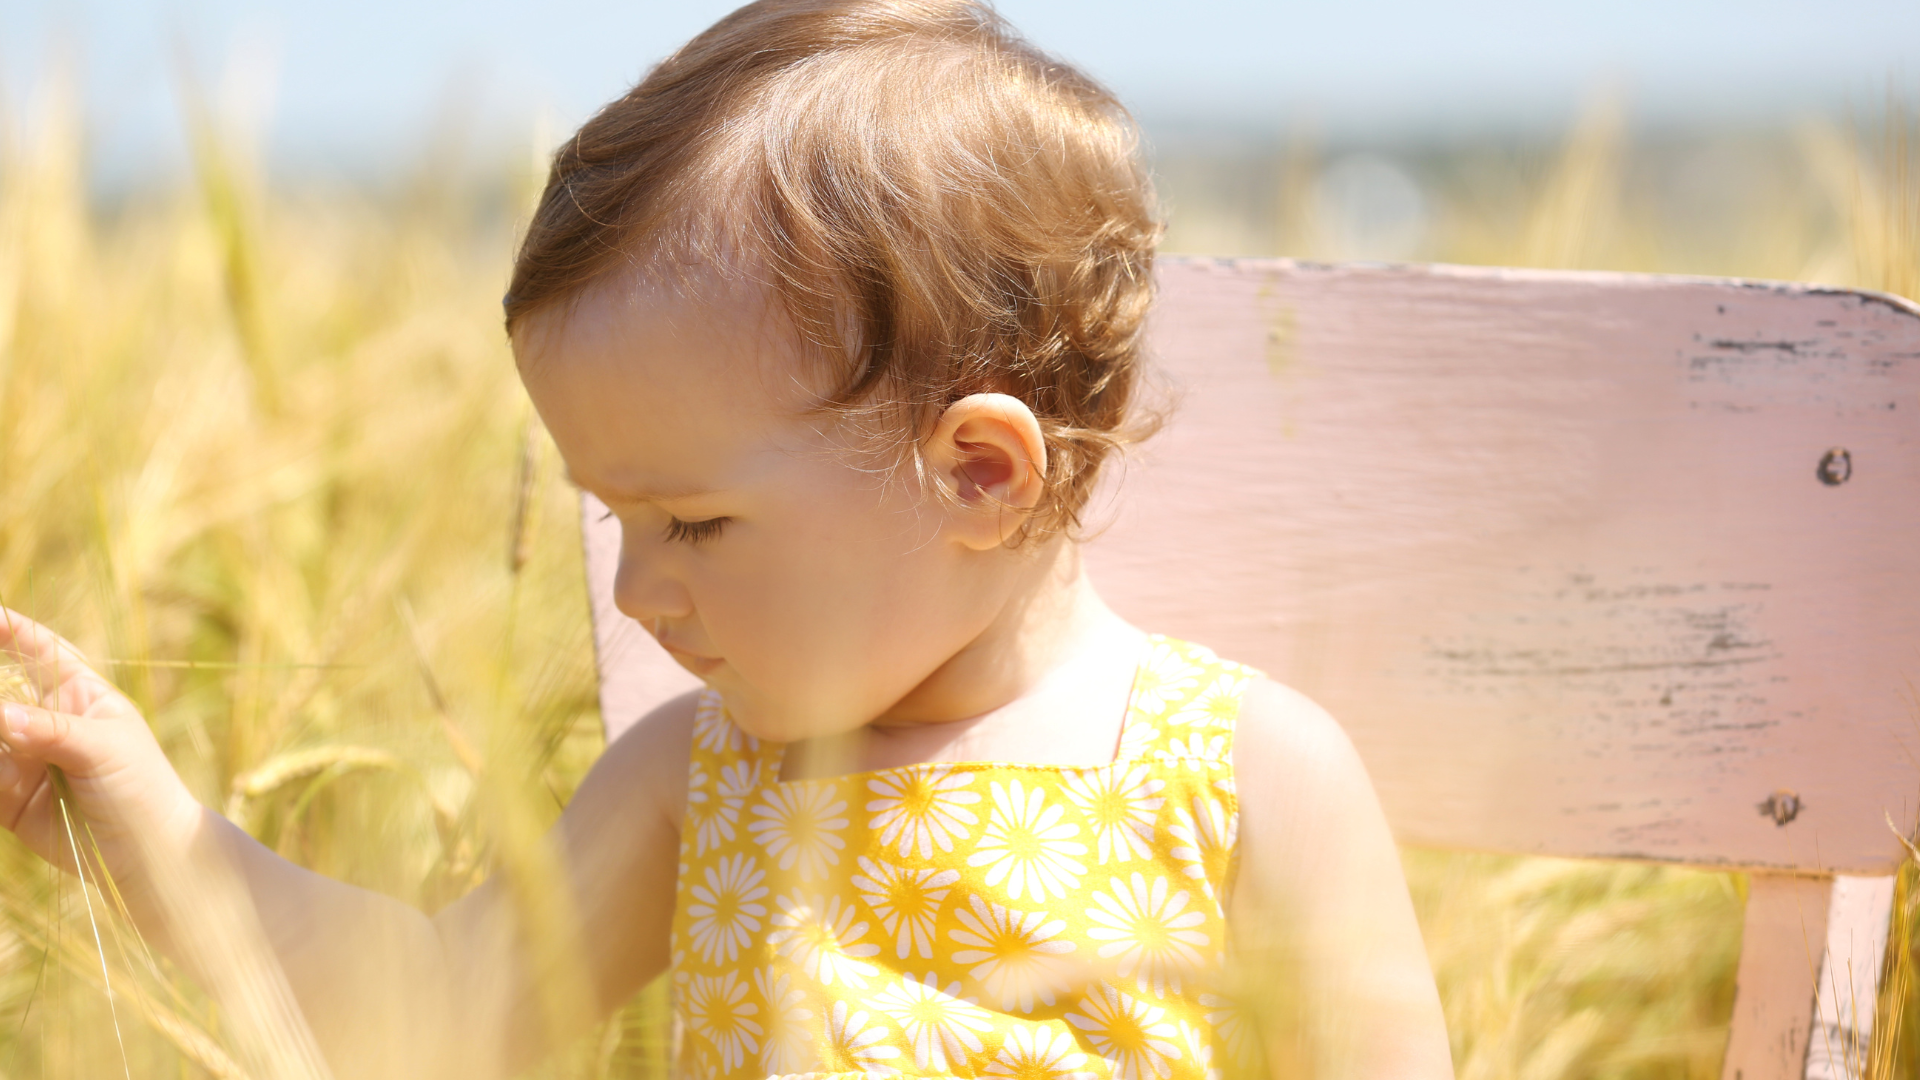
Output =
[{"x1": 875, "y1": 539, "x2": 1137, "y2": 729}]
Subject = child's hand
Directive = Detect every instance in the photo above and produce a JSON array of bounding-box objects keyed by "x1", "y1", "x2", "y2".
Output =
[{"x1": 0, "y1": 607, "x2": 202, "y2": 886}]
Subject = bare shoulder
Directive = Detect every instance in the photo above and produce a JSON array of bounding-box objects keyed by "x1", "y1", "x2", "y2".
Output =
[
  {"x1": 566, "y1": 689, "x2": 703, "y2": 835},
  {"x1": 1226, "y1": 677, "x2": 1456, "y2": 1078},
  {"x1": 1229, "y1": 675, "x2": 1401, "y2": 908},
  {"x1": 1232, "y1": 675, "x2": 1377, "y2": 811}
]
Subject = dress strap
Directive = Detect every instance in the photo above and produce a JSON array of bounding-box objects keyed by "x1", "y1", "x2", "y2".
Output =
[
  {"x1": 1116, "y1": 635, "x2": 1259, "y2": 767},
  {"x1": 688, "y1": 688, "x2": 761, "y2": 764},
  {"x1": 681, "y1": 689, "x2": 771, "y2": 860}
]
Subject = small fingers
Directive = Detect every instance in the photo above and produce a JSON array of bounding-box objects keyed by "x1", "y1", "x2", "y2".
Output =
[
  {"x1": 0, "y1": 737, "x2": 51, "y2": 840},
  {"x1": 0, "y1": 741, "x2": 43, "y2": 800},
  {"x1": 0, "y1": 608, "x2": 94, "y2": 690},
  {"x1": 0, "y1": 610, "x2": 132, "y2": 721},
  {"x1": 0, "y1": 702, "x2": 88, "y2": 775}
]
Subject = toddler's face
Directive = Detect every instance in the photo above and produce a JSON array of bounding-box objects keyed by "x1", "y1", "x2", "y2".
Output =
[{"x1": 514, "y1": 270, "x2": 1016, "y2": 742}]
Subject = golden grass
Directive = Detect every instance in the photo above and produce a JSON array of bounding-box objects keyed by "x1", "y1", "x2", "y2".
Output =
[
  {"x1": 0, "y1": 78, "x2": 619, "y2": 1076},
  {"x1": 0, "y1": 76, "x2": 1916, "y2": 1078}
]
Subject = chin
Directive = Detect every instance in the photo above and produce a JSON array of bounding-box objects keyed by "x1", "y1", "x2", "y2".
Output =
[
  {"x1": 710, "y1": 687, "x2": 800, "y2": 744},
  {"x1": 717, "y1": 685, "x2": 865, "y2": 746}
]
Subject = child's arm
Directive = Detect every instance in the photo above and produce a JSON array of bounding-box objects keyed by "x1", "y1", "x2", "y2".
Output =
[
  {"x1": 1230, "y1": 677, "x2": 1455, "y2": 1079},
  {"x1": 0, "y1": 607, "x2": 691, "y2": 1078},
  {"x1": 431, "y1": 686, "x2": 693, "y2": 1068}
]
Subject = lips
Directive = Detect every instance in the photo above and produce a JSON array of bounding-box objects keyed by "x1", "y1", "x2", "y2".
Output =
[{"x1": 660, "y1": 641, "x2": 723, "y2": 676}]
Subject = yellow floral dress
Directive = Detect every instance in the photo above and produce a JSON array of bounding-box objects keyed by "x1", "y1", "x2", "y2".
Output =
[{"x1": 669, "y1": 636, "x2": 1263, "y2": 1080}]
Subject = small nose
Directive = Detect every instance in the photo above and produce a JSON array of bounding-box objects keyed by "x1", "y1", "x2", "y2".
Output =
[{"x1": 613, "y1": 534, "x2": 693, "y2": 627}]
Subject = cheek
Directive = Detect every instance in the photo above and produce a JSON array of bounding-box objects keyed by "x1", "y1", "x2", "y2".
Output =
[{"x1": 696, "y1": 490, "x2": 957, "y2": 722}]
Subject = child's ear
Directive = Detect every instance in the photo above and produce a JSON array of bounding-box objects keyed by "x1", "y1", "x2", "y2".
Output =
[{"x1": 925, "y1": 393, "x2": 1048, "y2": 550}]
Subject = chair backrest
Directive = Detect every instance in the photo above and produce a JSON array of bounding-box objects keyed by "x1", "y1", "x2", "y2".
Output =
[
  {"x1": 581, "y1": 258, "x2": 1920, "y2": 1080},
  {"x1": 1085, "y1": 259, "x2": 1919, "y2": 877}
]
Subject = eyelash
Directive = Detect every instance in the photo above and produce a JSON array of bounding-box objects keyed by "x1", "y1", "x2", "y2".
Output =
[
  {"x1": 664, "y1": 516, "x2": 730, "y2": 545},
  {"x1": 595, "y1": 507, "x2": 730, "y2": 546}
]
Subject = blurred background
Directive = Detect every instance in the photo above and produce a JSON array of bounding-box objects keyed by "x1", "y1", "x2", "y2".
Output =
[
  {"x1": 2, "y1": 0, "x2": 1917, "y2": 1077},
  {"x1": 8, "y1": 0, "x2": 1920, "y2": 271}
]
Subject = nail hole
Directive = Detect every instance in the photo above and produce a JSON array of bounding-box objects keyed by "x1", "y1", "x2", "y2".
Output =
[
  {"x1": 1817, "y1": 447, "x2": 1852, "y2": 486},
  {"x1": 1757, "y1": 789, "x2": 1802, "y2": 826}
]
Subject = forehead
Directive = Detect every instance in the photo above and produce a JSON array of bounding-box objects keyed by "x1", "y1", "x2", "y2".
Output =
[{"x1": 513, "y1": 268, "x2": 826, "y2": 497}]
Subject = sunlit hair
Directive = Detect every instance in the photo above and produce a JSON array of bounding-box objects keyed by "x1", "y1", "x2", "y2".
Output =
[{"x1": 506, "y1": 0, "x2": 1161, "y2": 538}]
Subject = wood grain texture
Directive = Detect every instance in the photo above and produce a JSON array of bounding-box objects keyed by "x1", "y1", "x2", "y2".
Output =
[
  {"x1": 1083, "y1": 259, "x2": 1920, "y2": 874},
  {"x1": 1723, "y1": 874, "x2": 1833, "y2": 1080}
]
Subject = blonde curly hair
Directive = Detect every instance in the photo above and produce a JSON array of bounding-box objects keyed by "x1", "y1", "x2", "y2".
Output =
[{"x1": 506, "y1": 0, "x2": 1161, "y2": 538}]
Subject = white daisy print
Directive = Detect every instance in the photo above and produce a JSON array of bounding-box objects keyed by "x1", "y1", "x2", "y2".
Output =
[
  {"x1": 1118, "y1": 713, "x2": 1161, "y2": 762},
  {"x1": 949, "y1": 893, "x2": 1080, "y2": 1012},
  {"x1": 1178, "y1": 1020, "x2": 1222, "y2": 1080},
  {"x1": 1168, "y1": 796, "x2": 1237, "y2": 901},
  {"x1": 823, "y1": 1000, "x2": 902, "y2": 1076},
  {"x1": 682, "y1": 972, "x2": 762, "y2": 1072},
  {"x1": 867, "y1": 766, "x2": 981, "y2": 859},
  {"x1": 768, "y1": 893, "x2": 882, "y2": 988},
  {"x1": 686, "y1": 852, "x2": 770, "y2": 965},
  {"x1": 1062, "y1": 764, "x2": 1165, "y2": 864},
  {"x1": 851, "y1": 856, "x2": 961, "y2": 960},
  {"x1": 1086, "y1": 873, "x2": 1211, "y2": 994},
  {"x1": 872, "y1": 972, "x2": 994, "y2": 1072},
  {"x1": 982, "y1": 1024, "x2": 1099, "y2": 1080},
  {"x1": 693, "y1": 700, "x2": 755, "y2": 755},
  {"x1": 687, "y1": 759, "x2": 757, "y2": 856},
  {"x1": 662, "y1": 636, "x2": 1257, "y2": 1080},
  {"x1": 967, "y1": 778, "x2": 1089, "y2": 902},
  {"x1": 718, "y1": 758, "x2": 761, "y2": 801},
  {"x1": 1131, "y1": 641, "x2": 1203, "y2": 714},
  {"x1": 1156, "y1": 731, "x2": 1228, "y2": 767},
  {"x1": 687, "y1": 764, "x2": 721, "y2": 849},
  {"x1": 753, "y1": 969, "x2": 817, "y2": 1076},
  {"x1": 1200, "y1": 993, "x2": 1256, "y2": 1071},
  {"x1": 1064, "y1": 985, "x2": 1182, "y2": 1080},
  {"x1": 748, "y1": 784, "x2": 849, "y2": 880},
  {"x1": 1166, "y1": 672, "x2": 1247, "y2": 729}
]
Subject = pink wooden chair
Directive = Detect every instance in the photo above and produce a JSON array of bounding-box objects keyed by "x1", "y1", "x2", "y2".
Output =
[{"x1": 581, "y1": 259, "x2": 1920, "y2": 1080}]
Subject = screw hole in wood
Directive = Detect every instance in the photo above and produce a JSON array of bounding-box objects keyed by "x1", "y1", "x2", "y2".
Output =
[
  {"x1": 1757, "y1": 789, "x2": 1803, "y2": 826},
  {"x1": 1817, "y1": 447, "x2": 1852, "y2": 486}
]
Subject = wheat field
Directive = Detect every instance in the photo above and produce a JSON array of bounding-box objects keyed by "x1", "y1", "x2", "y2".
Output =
[{"x1": 0, "y1": 79, "x2": 1914, "y2": 1079}]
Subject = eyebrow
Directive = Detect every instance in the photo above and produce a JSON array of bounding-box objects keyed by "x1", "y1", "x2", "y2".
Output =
[{"x1": 562, "y1": 469, "x2": 719, "y2": 502}]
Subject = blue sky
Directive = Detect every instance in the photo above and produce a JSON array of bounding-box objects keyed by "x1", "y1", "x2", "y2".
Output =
[{"x1": 7, "y1": 0, "x2": 1919, "y2": 181}]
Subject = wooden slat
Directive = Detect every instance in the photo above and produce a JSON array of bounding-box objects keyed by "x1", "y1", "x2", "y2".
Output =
[
  {"x1": 1724, "y1": 874, "x2": 1833, "y2": 1080},
  {"x1": 1805, "y1": 875, "x2": 1899, "y2": 1080},
  {"x1": 1083, "y1": 259, "x2": 1920, "y2": 874}
]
